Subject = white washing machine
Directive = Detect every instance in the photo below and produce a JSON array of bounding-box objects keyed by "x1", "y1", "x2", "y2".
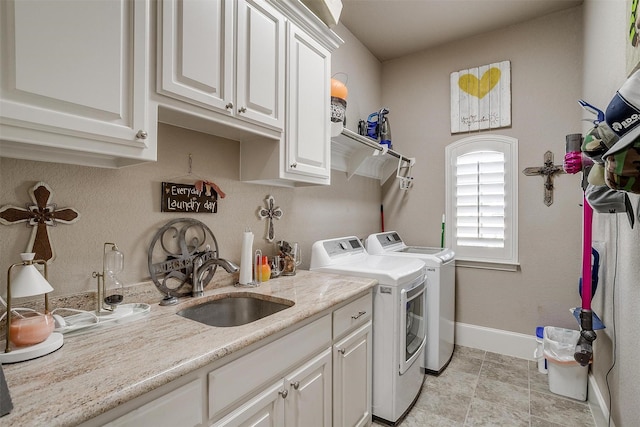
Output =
[
  {"x1": 365, "y1": 231, "x2": 455, "y2": 374},
  {"x1": 310, "y1": 236, "x2": 427, "y2": 425}
]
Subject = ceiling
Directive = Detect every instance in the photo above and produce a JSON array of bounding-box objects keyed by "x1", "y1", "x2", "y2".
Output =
[{"x1": 338, "y1": 0, "x2": 583, "y2": 61}]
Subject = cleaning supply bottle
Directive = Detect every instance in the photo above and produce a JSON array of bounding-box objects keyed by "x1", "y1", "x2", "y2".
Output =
[
  {"x1": 378, "y1": 108, "x2": 392, "y2": 149},
  {"x1": 366, "y1": 112, "x2": 379, "y2": 139},
  {"x1": 260, "y1": 256, "x2": 271, "y2": 282}
]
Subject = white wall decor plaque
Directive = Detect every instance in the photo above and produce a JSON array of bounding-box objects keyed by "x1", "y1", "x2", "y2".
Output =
[{"x1": 450, "y1": 60, "x2": 511, "y2": 133}]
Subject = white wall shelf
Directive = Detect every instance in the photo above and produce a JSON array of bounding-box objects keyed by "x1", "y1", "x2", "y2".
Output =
[{"x1": 331, "y1": 128, "x2": 415, "y2": 184}]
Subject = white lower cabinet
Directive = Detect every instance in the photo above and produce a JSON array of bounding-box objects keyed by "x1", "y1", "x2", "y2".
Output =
[
  {"x1": 333, "y1": 322, "x2": 373, "y2": 427},
  {"x1": 332, "y1": 293, "x2": 373, "y2": 427},
  {"x1": 212, "y1": 381, "x2": 284, "y2": 427},
  {"x1": 284, "y1": 349, "x2": 332, "y2": 427},
  {"x1": 213, "y1": 348, "x2": 332, "y2": 427},
  {"x1": 84, "y1": 292, "x2": 372, "y2": 427}
]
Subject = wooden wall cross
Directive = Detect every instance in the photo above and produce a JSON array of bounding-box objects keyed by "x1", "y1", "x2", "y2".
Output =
[
  {"x1": 0, "y1": 182, "x2": 80, "y2": 263},
  {"x1": 522, "y1": 151, "x2": 565, "y2": 206}
]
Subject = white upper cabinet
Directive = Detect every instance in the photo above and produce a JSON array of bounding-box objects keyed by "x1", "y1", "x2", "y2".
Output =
[
  {"x1": 284, "y1": 21, "x2": 332, "y2": 183},
  {"x1": 237, "y1": 0, "x2": 285, "y2": 129},
  {"x1": 0, "y1": 0, "x2": 154, "y2": 168},
  {"x1": 158, "y1": 0, "x2": 284, "y2": 131},
  {"x1": 239, "y1": 0, "x2": 342, "y2": 187},
  {"x1": 158, "y1": 0, "x2": 233, "y2": 112}
]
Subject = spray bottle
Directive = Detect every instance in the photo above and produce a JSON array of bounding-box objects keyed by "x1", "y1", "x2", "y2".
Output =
[{"x1": 378, "y1": 108, "x2": 392, "y2": 149}]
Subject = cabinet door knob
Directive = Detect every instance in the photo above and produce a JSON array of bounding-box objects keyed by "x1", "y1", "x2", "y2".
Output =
[
  {"x1": 290, "y1": 163, "x2": 297, "y2": 168},
  {"x1": 225, "y1": 102, "x2": 233, "y2": 110},
  {"x1": 351, "y1": 311, "x2": 366, "y2": 320},
  {"x1": 238, "y1": 107, "x2": 247, "y2": 113},
  {"x1": 135, "y1": 130, "x2": 148, "y2": 140},
  {"x1": 337, "y1": 348, "x2": 346, "y2": 355},
  {"x1": 279, "y1": 389, "x2": 288, "y2": 399},
  {"x1": 291, "y1": 381, "x2": 300, "y2": 390}
]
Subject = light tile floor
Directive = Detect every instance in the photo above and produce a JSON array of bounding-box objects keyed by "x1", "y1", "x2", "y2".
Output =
[{"x1": 374, "y1": 345, "x2": 596, "y2": 427}]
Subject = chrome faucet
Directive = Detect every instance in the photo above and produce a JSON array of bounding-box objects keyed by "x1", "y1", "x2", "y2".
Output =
[{"x1": 192, "y1": 255, "x2": 239, "y2": 297}]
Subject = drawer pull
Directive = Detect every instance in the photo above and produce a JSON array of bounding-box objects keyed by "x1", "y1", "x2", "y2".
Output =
[
  {"x1": 291, "y1": 381, "x2": 300, "y2": 390},
  {"x1": 225, "y1": 102, "x2": 233, "y2": 110},
  {"x1": 337, "y1": 348, "x2": 346, "y2": 355},
  {"x1": 279, "y1": 389, "x2": 288, "y2": 399},
  {"x1": 351, "y1": 311, "x2": 366, "y2": 320},
  {"x1": 238, "y1": 107, "x2": 247, "y2": 113}
]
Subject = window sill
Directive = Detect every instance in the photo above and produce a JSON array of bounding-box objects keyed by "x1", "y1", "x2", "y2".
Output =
[{"x1": 455, "y1": 259, "x2": 520, "y2": 272}]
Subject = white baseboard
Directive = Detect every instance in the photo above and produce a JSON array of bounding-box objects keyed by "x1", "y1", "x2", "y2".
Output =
[
  {"x1": 588, "y1": 373, "x2": 613, "y2": 427},
  {"x1": 455, "y1": 322, "x2": 612, "y2": 426},
  {"x1": 455, "y1": 322, "x2": 537, "y2": 360}
]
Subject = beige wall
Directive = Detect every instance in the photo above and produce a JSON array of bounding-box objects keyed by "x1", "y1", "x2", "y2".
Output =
[
  {"x1": 0, "y1": 24, "x2": 383, "y2": 299},
  {"x1": 331, "y1": 23, "x2": 383, "y2": 134},
  {"x1": 380, "y1": 7, "x2": 585, "y2": 334},
  {"x1": 0, "y1": 124, "x2": 381, "y2": 297},
  {"x1": 582, "y1": 1, "x2": 640, "y2": 425}
]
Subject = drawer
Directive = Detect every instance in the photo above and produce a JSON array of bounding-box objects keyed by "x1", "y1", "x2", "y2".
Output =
[
  {"x1": 105, "y1": 379, "x2": 203, "y2": 427},
  {"x1": 333, "y1": 292, "x2": 372, "y2": 339}
]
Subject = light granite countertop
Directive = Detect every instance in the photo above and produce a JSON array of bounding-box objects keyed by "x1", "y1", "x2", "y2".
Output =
[{"x1": 1, "y1": 270, "x2": 376, "y2": 427}]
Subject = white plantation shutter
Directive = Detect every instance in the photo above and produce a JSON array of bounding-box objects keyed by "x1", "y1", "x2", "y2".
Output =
[
  {"x1": 445, "y1": 135, "x2": 518, "y2": 267},
  {"x1": 456, "y1": 151, "x2": 505, "y2": 248}
]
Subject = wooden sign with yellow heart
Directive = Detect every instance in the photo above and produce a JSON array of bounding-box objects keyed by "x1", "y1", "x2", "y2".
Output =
[
  {"x1": 450, "y1": 61, "x2": 511, "y2": 133},
  {"x1": 458, "y1": 67, "x2": 501, "y2": 99}
]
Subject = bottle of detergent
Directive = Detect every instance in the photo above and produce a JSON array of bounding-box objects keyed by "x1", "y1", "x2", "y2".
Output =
[{"x1": 260, "y1": 256, "x2": 271, "y2": 282}]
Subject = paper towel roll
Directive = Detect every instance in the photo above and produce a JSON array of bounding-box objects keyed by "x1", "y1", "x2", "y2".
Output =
[{"x1": 239, "y1": 230, "x2": 254, "y2": 285}]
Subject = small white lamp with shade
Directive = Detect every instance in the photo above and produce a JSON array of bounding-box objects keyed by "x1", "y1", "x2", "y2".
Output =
[{"x1": 1, "y1": 253, "x2": 63, "y2": 364}]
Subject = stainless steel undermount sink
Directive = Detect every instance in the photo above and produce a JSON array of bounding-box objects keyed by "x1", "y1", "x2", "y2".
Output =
[{"x1": 177, "y1": 293, "x2": 294, "y2": 327}]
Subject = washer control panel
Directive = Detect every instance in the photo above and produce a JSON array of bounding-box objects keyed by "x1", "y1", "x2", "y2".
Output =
[
  {"x1": 377, "y1": 232, "x2": 402, "y2": 248},
  {"x1": 323, "y1": 237, "x2": 364, "y2": 257}
]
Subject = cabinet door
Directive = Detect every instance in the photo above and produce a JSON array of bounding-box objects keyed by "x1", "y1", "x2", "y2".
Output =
[
  {"x1": 158, "y1": 0, "x2": 234, "y2": 112},
  {"x1": 0, "y1": 0, "x2": 152, "y2": 166},
  {"x1": 212, "y1": 381, "x2": 284, "y2": 427},
  {"x1": 236, "y1": 0, "x2": 285, "y2": 129},
  {"x1": 285, "y1": 21, "x2": 331, "y2": 183},
  {"x1": 284, "y1": 348, "x2": 332, "y2": 427},
  {"x1": 333, "y1": 321, "x2": 372, "y2": 427}
]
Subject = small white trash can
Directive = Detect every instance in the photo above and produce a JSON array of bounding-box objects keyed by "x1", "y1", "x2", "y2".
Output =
[{"x1": 543, "y1": 326, "x2": 589, "y2": 401}]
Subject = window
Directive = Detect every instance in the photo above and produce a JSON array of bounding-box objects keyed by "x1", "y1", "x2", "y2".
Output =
[{"x1": 445, "y1": 134, "x2": 518, "y2": 269}]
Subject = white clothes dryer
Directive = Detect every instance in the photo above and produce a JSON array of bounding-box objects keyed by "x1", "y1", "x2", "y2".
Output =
[
  {"x1": 310, "y1": 236, "x2": 427, "y2": 424},
  {"x1": 365, "y1": 231, "x2": 455, "y2": 374}
]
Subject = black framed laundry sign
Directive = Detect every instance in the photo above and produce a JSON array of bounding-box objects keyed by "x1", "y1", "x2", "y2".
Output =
[{"x1": 161, "y1": 182, "x2": 218, "y2": 213}]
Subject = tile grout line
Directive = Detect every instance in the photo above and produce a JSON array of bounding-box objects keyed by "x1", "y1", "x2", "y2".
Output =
[
  {"x1": 463, "y1": 349, "x2": 486, "y2": 426},
  {"x1": 528, "y1": 360, "x2": 532, "y2": 427}
]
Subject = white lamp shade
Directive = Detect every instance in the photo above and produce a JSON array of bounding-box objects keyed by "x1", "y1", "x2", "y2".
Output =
[{"x1": 10, "y1": 253, "x2": 54, "y2": 298}]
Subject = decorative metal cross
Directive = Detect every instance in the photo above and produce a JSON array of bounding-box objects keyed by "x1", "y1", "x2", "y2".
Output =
[
  {"x1": 522, "y1": 151, "x2": 565, "y2": 206},
  {"x1": 0, "y1": 182, "x2": 80, "y2": 263},
  {"x1": 257, "y1": 195, "x2": 283, "y2": 242}
]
